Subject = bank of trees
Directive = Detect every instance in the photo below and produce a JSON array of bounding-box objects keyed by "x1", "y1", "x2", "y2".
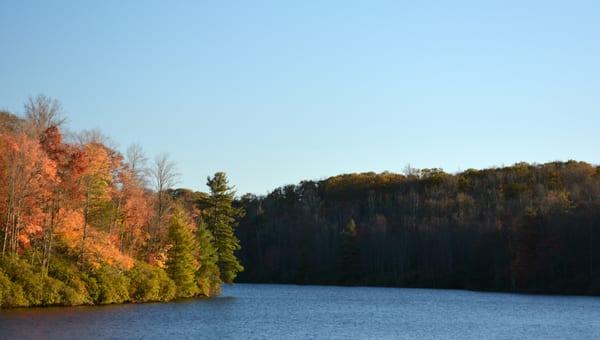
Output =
[
  {"x1": 236, "y1": 162, "x2": 600, "y2": 295},
  {"x1": 0, "y1": 95, "x2": 244, "y2": 308}
]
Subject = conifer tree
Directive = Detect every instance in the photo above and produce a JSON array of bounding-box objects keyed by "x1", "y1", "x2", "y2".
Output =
[
  {"x1": 196, "y1": 218, "x2": 221, "y2": 296},
  {"x1": 165, "y1": 209, "x2": 199, "y2": 297},
  {"x1": 204, "y1": 172, "x2": 244, "y2": 283}
]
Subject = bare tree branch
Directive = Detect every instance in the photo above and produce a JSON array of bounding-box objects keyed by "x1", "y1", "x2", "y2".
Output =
[{"x1": 24, "y1": 94, "x2": 66, "y2": 135}]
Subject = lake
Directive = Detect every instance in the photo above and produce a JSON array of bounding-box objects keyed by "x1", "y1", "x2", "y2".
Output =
[{"x1": 1, "y1": 283, "x2": 599, "y2": 339}]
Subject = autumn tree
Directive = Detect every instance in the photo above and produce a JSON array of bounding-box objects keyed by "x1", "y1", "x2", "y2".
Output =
[
  {"x1": 204, "y1": 172, "x2": 244, "y2": 283},
  {"x1": 76, "y1": 143, "x2": 117, "y2": 265},
  {"x1": 38, "y1": 126, "x2": 76, "y2": 273},
  {"x1": 116, "y1": 166, "x2": 152, "y2": 257},
  {"x1": 0, "y1": 97, "x2": 241, "y2": 307},
  {"x1": 0, "y1": 132, "x2": 57, "y2": 255}
]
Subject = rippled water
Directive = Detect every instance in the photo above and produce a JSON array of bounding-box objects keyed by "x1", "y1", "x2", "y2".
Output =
[{"x1": 1, "y1": 284, "x2": 600, "y2": 339}]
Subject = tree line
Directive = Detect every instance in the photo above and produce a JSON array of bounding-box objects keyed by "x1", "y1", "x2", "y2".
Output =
[
  {"x1": 0, "y1": 95, "x2": 243, "y2": 307},
  {"x1": 236, "y1": 162, "x2": 600, "y2": 295}
]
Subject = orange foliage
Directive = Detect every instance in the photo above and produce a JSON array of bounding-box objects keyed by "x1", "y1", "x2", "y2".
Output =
[
  {"x1": 1, "y1": 122, "x2": 156, "y2": 271},
  {"x1": 56, "y1": 209, "x2": 134, "y2": 269},
  {"x1": 0, "y1": 132, "x2": 58, "y2": 251},
  {"x1": 117, "y1": 167, "x2": 152, "y2": 255}
]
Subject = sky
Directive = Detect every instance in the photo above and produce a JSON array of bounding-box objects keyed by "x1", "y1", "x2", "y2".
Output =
[{"x1": 1, "y1": 1, "x2": 598, "y2": 195}]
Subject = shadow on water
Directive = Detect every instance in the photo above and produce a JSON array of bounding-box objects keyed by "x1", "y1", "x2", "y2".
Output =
[{"x1": 0, "y1": 294, "x2": 238, "y2": 320}]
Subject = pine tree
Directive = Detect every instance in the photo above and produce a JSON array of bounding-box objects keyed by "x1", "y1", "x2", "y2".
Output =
[
  {"x1": 165, "y1": 209, "x2": 199, "y2": 297},
  {"x1": 196, "y1": 218, "x2": 221, "y2": 296},
  {"x1": 204, "y1": 172, "x2": 244, "y2": 283}
]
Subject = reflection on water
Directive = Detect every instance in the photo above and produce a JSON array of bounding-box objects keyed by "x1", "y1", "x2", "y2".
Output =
[{"x1": 1, "y1": 284, "x2": 600, "y2": 339}]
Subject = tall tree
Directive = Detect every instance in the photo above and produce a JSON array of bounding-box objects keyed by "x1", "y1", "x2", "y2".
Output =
[
  {"x1": 196, "y1": 218, "x2": 221, "y2": 296},
  {"x1": 204, "y1": 172, "x2": 244, "y2": 283},
  {"x1": 165, "y1": 209, "x2": 199, "y2": 297},
  {"x1": 0, "y1": 132, "x2": 57, "y2": 255},
  {"x1": 76, "y1": 143, "x2": 116, "y2": 265},
  {"x1": 148, "y1": 154, "x2": 178, "y2": 255}
]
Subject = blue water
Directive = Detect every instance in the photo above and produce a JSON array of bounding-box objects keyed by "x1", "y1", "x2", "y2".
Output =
[{"x1": 1, "y1": 284, "x2": 600, "y2": 339}]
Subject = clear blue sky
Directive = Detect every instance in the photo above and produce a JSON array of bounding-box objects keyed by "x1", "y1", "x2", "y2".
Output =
[{"x1": 1, "y1": 1, "x2": 598, "y2": 195}]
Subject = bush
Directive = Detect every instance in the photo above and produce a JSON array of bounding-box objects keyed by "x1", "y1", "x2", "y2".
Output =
[
  {"x1": 127, "y1": 262, "x2": 176, "y2": 302},
  {"x1": 42, "y1": 276, "x2": 66, "y2": 305},
  {"x1": 0, "y1": 269, "x2": 27, "y2": 308},
  {"x1": 0, "y1": 255, "x2": 85, "y2": 306},
  {"x1": 48, "y1": 257, "x2": 91, "y2": 305},
  {"x1": 0, "y1": 255, "x2": 46, "y2": 305},
  {"x1": 87, "y1": 265, "x2": 130, "y2": 304}
]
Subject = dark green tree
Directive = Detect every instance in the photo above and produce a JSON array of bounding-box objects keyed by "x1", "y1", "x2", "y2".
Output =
[
  {"x1": 341, "y1": 218, "x2": 361, "y2": 283},
  {"x1": 204, "y1": 172, "x2": 244, "y2": 283},
  {"x1": 196, "y1": 218, "x2": 221, "y2": 296},
  {"x1": 165, "y1": 209, "x2": 199, "y2": 297}
]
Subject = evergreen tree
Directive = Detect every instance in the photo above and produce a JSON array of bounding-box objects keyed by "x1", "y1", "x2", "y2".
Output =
[
  {"x1": 204, "y1": 172, "x2": 244, "y2": 283},
  {"x1": 165, "y1": 209, "x2": 199, "y2": 297},
  {"x1": 196, "y1": 218, "x2": 221, "y2": 296}
]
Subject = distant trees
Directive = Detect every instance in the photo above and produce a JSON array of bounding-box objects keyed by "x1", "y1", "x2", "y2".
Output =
[
  {"x1": 341, "y1": 218, "x2": 360, "y2": 284},
  {"x1": 237, "y1": 162, "x2": 600, "y2": 295}
]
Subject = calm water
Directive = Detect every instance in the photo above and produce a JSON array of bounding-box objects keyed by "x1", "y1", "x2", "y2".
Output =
[{"x1": 1, "y1": 284, "x2": 600, "y2": 339}]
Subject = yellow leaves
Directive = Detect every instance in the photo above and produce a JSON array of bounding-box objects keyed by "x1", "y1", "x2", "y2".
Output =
[
  {"x1": 56, "y1": 209, "x2": 134, "y2": 270},
  {"x1": 84, "y1": 230, "x2": 135, "y2": 270},
  {"x1": 147, "y1": 245, "x2": 171, "y2": 269}
]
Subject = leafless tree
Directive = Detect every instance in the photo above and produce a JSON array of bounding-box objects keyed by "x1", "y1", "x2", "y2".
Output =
[
  {"x1": 71, "y1": 128, "x2": 118, "y2": 148},
  {"x1": 125, "y1": 143, "x2": 149, "y2": 185},
  {"x1": 148, "y1": 154, "x2": 179, "y2": 250},
  {"x1": 403, "y1": 164, "x2": 420, "y2": 178},
  {"x1": 24, "y1": 94, "x2": 66, "y2": 135}
]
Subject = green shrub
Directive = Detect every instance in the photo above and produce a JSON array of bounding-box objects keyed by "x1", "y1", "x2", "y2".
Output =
[
  {"x1": 48, "y1": 257, "x2": 91, "y2": 305},
  {"x1": 0, "y1": 255, "x2": 82, "y2": 306},
  {"x1": 127, "y1": 262, "x2": 176, "y2": 302},
  {"x1": 0, "y1": 255, "x2": 45, "y2": 305},
  {"x1": 88, "y1": 265, "x2": 130, "y2": 304},
  {"x1": 0, "y1": 269, "x2": 27, "y2": 308},
  {"x1": 81, "y1": 273, "x2": 100, "y2": 303},
  {"x1": 42, "y1": 276, "x2": 65, "y2": 305}
]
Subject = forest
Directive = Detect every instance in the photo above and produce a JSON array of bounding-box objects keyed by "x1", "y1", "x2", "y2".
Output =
[
  {"x1": 235, "y1": 161, "x2": 600, "y2": 295},
  {"x1": 2, "y1": 96, "x2": 600, "y2": 310},
  {"x1": 0, "y1": 96, "x2": 244, "y2": 308}
]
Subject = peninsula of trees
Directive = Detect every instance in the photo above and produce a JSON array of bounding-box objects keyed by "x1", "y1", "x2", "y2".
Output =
[
  {"x1": 0, "y1": 96, "x2": 243, "y2": 308},
  {"x1": 236, "y1": 161, "x2": 600, "y2": 295}
]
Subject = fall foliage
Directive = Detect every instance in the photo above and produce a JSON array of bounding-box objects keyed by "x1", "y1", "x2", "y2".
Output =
[{"x1": 0, "y1": 97, "x2": 240, "y2": 308}]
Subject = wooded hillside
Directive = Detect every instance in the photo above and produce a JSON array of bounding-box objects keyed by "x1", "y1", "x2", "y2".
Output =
[{"x1": 236, "y1": 162, "x2": 600, "y2": 295}]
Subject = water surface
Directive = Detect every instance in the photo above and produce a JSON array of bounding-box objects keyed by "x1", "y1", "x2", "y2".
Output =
[{"x1": 1, "y1": 284, "x2": 599, "y2": 339}]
